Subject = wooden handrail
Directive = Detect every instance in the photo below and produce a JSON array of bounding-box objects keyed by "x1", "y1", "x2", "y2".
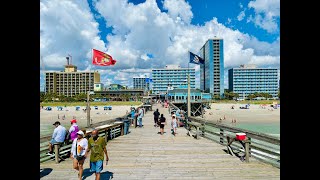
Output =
[
  {"x1": 40, "y1": 122, "x2": 124, "y2": 163},
  {"x1": 185, "y1": 116, "x2": 280, "y2": 168}
]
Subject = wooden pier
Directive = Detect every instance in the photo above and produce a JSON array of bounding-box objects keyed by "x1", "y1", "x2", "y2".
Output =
[{"x1": 40, "y1": 103, "x2": 280, "y2": 179}]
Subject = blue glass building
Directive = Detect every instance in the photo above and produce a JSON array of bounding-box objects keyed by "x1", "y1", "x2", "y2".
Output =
[
  {"x1": 152, "y1": 65, "x2": 195, "y2": 94},
  {"x1": 200, "y1": 39, "x2": 224, "y2": 98},
  {"x1": 228, "y1": 64, "x2": 279, "y2": 99}
]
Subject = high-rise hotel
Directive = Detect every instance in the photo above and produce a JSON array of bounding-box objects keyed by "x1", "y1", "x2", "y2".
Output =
[
  {"x1": 152, "y1": 65, "x2": 195, "y2": 94},
  {"x1": 133, "y1": 77, "x2": 150, "y2": 90},
  {"x1": 200, "y1": 38, "x2": 224, "y2": 98},
  {"x1": 228, "y1": 64, "x2": 279, "y2": 99},
  {"x1": 45, "y1": 61, "x2": 100, "y2": 97}
]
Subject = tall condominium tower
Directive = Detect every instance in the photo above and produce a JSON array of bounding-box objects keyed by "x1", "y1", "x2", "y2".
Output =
[{"x1": 200, "y1": 38, "x2": 224, "y2": 98}]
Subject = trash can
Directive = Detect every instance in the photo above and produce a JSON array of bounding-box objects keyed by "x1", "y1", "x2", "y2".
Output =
[{"x1": 123, "y1": 119, "x2": 130, "y2": 135}]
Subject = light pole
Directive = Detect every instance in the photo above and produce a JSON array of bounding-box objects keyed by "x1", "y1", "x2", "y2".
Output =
[{"x1": 87, "y1": 91, "x2": 90, "y2": 127}]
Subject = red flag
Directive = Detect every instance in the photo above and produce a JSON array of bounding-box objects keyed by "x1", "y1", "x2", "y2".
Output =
[{"x1": 92, "y1": 49, "x2": 117, "y2": 66}]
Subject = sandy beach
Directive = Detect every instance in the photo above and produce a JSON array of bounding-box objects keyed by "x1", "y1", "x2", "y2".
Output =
[
  {"x1": 201, "y1": 103, "x2": 280, "y2": 135},
  {"x1": 203, "y1": 103, "x2": 280, "y2": 123},
  {"x1": 40, "y1": 102, "x2": 280, "y2": 136},
  {"x1": 40, "y1": 105, "x2": 141, "y2": 137}
]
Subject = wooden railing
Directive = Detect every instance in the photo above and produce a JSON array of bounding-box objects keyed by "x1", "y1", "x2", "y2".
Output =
[
  {"x1": 169, "y1": 102, "x2": 280, "y2": 168},
  {"x1": 40, "y1": 122, "x2": 124, "y2": 163},
  {"x1": 189, "y1": 117, "x2": 280, "y2": 168}
]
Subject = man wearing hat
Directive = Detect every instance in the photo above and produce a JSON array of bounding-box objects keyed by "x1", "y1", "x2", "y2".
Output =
[
  {"x1": 47, "y1": 121, "x2": 67, "y2": 155},
  {"x1": 69, "y1": 119, "x2": 79, "y2": 141}
]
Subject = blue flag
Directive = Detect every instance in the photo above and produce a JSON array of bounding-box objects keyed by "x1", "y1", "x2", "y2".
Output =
[{"x1": 189, "y1": 51, "x2": 204, "y2": 64}]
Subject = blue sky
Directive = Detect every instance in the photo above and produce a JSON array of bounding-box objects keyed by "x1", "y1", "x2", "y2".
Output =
[{"x1": 40, "y1": 0, "x2": 280, "y2": 91}]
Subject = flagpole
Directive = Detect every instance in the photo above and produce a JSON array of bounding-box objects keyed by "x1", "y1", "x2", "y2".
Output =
[
  {"x1": 187, "y1": 52, "x2": 191, "y2": 118},
  {"x1": 87, "y1": 49, "x2": 92, "y2": 127}
]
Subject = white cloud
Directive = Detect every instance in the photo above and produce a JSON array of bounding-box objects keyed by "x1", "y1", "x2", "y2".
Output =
[
  {"x1": 163, "y1": 0, "x2": 193, "y2": 24},
  {"x1": 41, "y1": 0, "x2": 280, "y2": 89},
  {"x1": 40, "y1": 0, "x2": 106, "y2": 71},
  {"x1": 239, "y1": 3, "x2": 243, "y2": 9},
  {"x1": 247, "y1": 0, "x2": 280, "y2": 33},
  {"x1": 237, "y1": 11, "x2": 245, "y2": 21}
]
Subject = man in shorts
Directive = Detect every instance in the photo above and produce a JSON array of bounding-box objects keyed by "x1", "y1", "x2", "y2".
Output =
[
  {"x1": 47, "y1": 121, "x2": 67, "y2": 155},
  {"x1": 85, "y1": 129, "x2": 109, "y2": 180}
]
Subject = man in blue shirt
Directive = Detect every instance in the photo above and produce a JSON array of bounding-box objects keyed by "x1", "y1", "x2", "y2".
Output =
[{"x1": 47, "y1": 121, "x2": 67, "y2": 155}]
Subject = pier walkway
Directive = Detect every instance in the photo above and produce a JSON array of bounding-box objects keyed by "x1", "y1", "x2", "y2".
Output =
[{"x1": 40, "y1": 103, "x2": 280, "y2": 179}]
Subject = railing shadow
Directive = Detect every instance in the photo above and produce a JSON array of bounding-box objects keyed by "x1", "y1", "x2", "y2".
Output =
[
  {"x1": 82, "y1": 168, "x2": 113, "y2": 179},
  {"x1": 40, "y1": 168, "x2": 52, "y2": 178}
]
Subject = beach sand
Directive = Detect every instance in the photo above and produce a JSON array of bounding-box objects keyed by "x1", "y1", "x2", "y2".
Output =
[
  {"x1": 203, "y1": 103, "x2": 280, "y2": 123},
  {"x1": 40, "y1": 105, "x2": 141, "y2": 137},
  {"x1": 201, "y1": 103, "x2": 280, "y2": 135}
]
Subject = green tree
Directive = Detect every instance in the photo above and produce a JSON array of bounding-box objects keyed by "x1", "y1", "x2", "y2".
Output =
[
  {"x1": 247, "y1": 94, "x2": 255, "y2": 100},
  {"x1": 213, "y1": 94, "x2": 220, "y2": 100}
]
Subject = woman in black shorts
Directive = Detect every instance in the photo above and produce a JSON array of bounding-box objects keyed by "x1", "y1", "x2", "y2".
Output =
[{"x1": 159, "y1": 114, "x2": 166, "y2": 135}]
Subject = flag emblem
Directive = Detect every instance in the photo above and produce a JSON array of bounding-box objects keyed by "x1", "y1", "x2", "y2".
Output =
[
  {"x1": 92, "y1": 49, "x2": 116, "y2": 66},
  {"x1": 189, "y1": 51, "x2": 204, "y2": 65}
]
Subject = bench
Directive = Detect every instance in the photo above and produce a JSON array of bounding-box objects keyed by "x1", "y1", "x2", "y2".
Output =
[{"x1": 226, "y1": 135, "x2": 251, "y2": 163}]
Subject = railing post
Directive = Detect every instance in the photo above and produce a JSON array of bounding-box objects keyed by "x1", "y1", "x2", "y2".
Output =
[
  {"x1": 107, "y1": 128, "x2": 111, "y2": 142},
  {"x1": 220, "y1": 129, "x2": 224, "y2": 145},
  {"x1": 201, "y1": 124, "x2": 205, "y2": 137},
  {"x1": 196, "y1": 126, "x2": 199, "y2": 139},
  {"x1": 245, "y1": 140, "x2": 250, "y2": 163},
  {"x1": 121, "y1": 123, "x2": 124, "y2": 136},
  {"x1": 105, "y1": 129, "x2": 108, "y2": 142},
  {"x1": 248, "y1": 137, "x2": 252, "y2": 156},
  {"x1": 54, "y1": 144, "x2": 59, "y2": 164}
]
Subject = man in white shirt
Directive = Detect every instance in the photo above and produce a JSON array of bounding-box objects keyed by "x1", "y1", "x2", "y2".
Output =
[{"x1": 47, "y1": 121, "x2": 67, "y2": 155}]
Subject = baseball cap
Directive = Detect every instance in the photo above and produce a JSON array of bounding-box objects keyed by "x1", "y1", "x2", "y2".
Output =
[
  {"x1": 70, "y1": 119, "x2": 77, "y2": 123},
  {"x1": 172, "y1": 114, "x2": 176, "y2": 117},
  {"x1": 77, "y1": 130, "x2": 84, "y2": 136},
  {"x1": 53, "y1": 121, "x2": 60, "y2": 125}
]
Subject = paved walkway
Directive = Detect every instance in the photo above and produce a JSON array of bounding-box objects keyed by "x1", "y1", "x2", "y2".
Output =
[{"x1": 40, "y1": 103, "x2": 280, "y2": 179}]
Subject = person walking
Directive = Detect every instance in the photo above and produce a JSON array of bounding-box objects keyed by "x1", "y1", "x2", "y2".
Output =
[
  {"x1": 137, "y1": 107, "x2": 144, "y2": 128},
  {"x1": 130, "y1": 107, "x2": 135, "y2": 126},
  {"x1": 171, "y1": 114, "x2": 177, "y2": 136},
  {"x1": 70, "y1": 130, "x2": 88, "y2": 179},
  {"x1": 153, "y1": 109, "x2": 160, "y2": 127},
  {"x1": 85, "y1": 129, "x2": 109, "y2": 180},
  {"x1": 159, "y1": 114, "x2": 166, "y2": 135},
  {"x1": 47, "y1": 121, "x2": 67, "y2": 155}
]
